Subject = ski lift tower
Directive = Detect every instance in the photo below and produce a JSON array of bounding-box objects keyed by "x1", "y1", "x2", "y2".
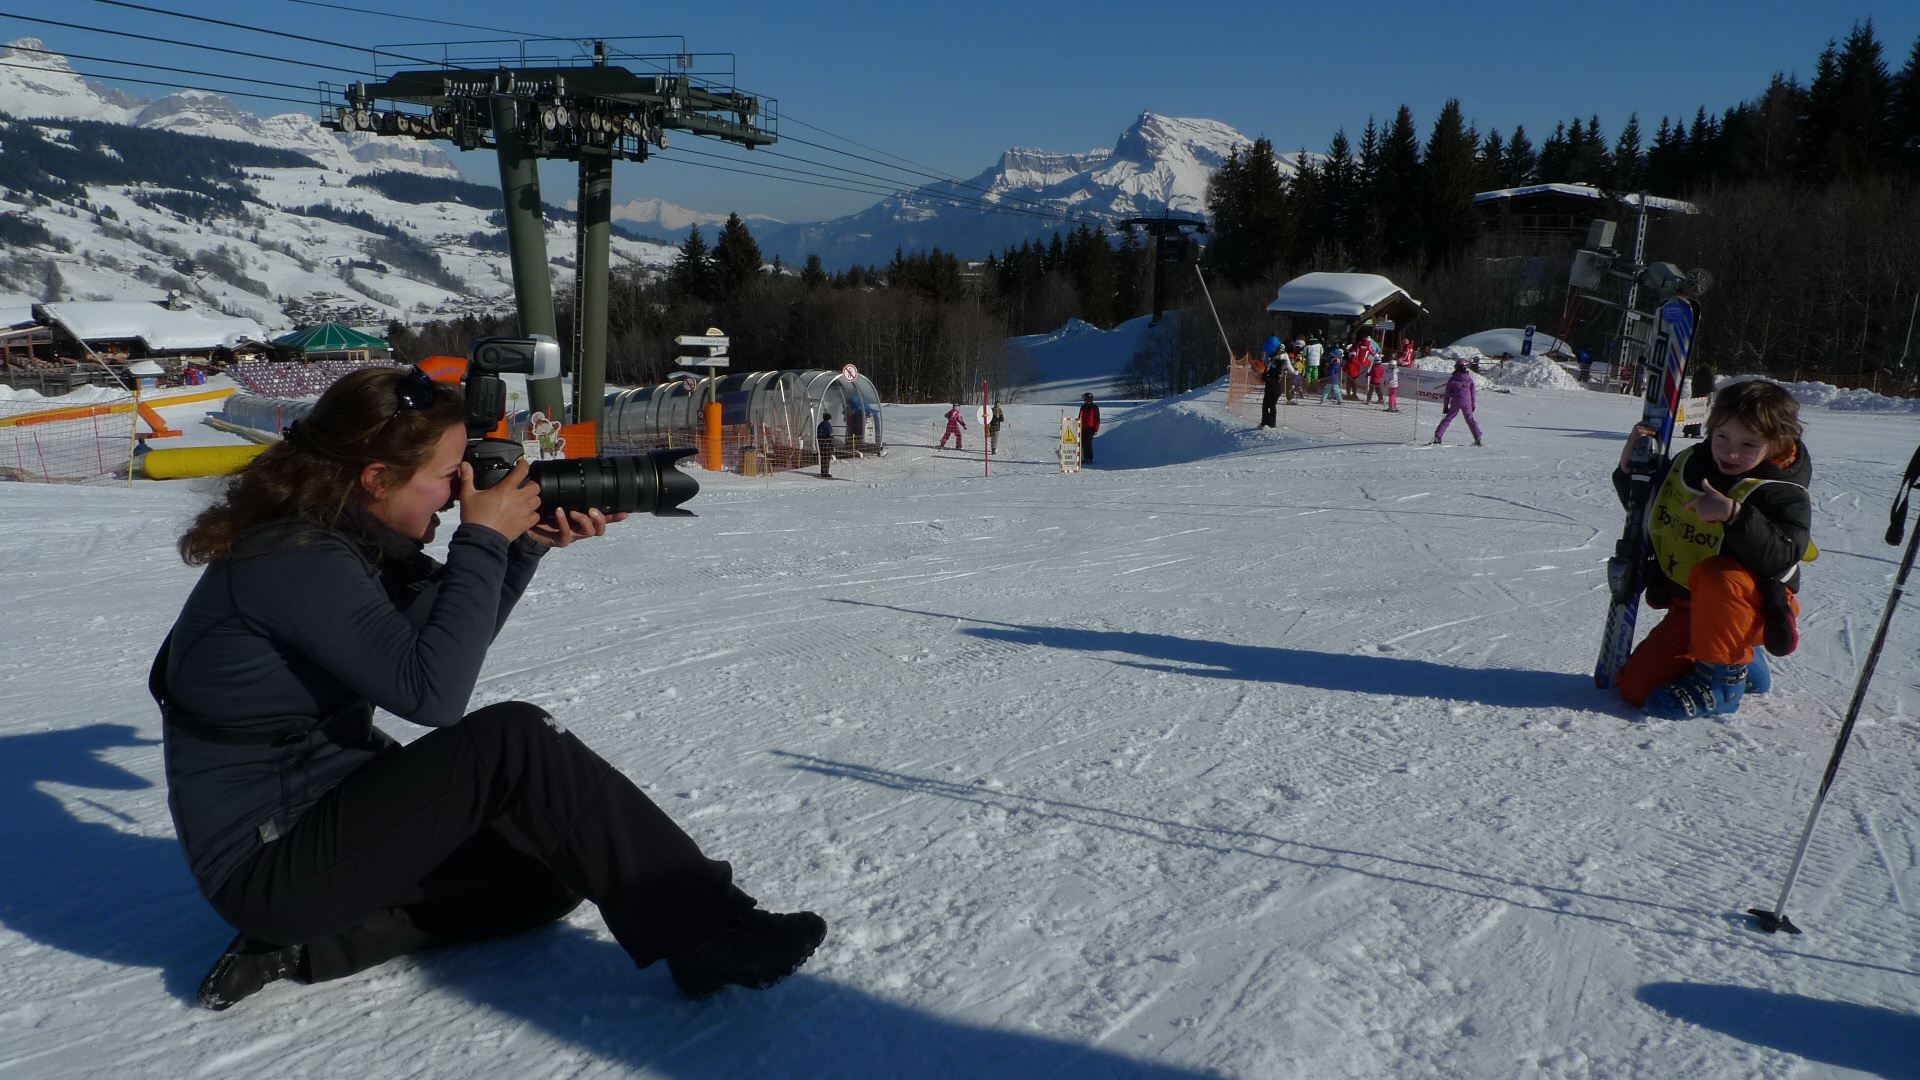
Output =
[
  {"x1": 1121, "y1": 213, "x2": 1207, "y2": 326},
  {"x1": 321, "y1": 39, "x2": 776, "y2": 435}
]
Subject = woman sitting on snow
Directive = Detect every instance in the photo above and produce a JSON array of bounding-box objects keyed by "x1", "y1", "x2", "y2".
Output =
[
  {"x1": 1612, "y1": 380, "x2": 1814, "y2": 720},
  {"x1": 152, "y1": 367, "x2": 824, "y2": 1010}
]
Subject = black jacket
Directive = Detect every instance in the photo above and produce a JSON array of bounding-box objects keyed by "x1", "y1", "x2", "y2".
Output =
[
  {"x1": 1612, "y1": 440, "x2": 1812, "y2": 598},
  {"x1": 157, "y1": 508, "x2": 545, "y2": 895}
]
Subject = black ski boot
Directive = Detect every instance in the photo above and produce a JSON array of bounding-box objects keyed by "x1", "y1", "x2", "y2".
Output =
[
  {"x1": 1473, "y1": 436, "x2": 1482, "y2": 446},
  {"x1": 668, "y1": 908, "x2": 827, "y2": 1000},
  {"x1": 199, "y1": 933, "x2": 307, "y2": 1011}
]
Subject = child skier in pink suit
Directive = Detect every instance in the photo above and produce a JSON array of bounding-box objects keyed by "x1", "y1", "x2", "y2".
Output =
[{"x1": 938, "y1": 404, "x2": 967, "y2": 450}]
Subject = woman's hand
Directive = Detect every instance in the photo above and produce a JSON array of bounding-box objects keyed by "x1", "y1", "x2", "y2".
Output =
[
  {"x1": 1685, "y1": 479, "x2": 1737, "y2": 523},
  {"x1": 457, "y1": 459, "x2": 543, "y2": 542},
  {"x1": 527, "y1": 507, "x2": 629, "y2": 548}
]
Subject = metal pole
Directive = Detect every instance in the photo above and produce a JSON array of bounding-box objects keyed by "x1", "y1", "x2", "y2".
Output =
[
  {"x1": 490, "y1": 93, "x2": 563, "y2": 421},
  {"x1": 574, "y1": 151, "x2": 613, "y2": 441},
  {"x1": 1750, "y1": 446, "x2": 1920, "y2": 935}
]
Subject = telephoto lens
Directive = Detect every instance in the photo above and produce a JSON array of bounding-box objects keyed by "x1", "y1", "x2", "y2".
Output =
[{"x1": 467, "y1": 443, "x2": 700, "y2": 517}]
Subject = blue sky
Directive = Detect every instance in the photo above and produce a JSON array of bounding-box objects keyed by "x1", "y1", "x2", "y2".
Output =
[{"x1": 12, "y1": 1, "x2": 1920, "y2": 224}]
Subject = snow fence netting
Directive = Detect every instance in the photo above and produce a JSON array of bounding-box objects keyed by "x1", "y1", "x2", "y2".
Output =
[{"x1": 0, "y1": 393, "x2": 136, "y2": 483}]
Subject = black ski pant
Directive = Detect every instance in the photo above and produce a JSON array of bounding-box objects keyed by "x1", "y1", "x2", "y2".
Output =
[
  {"x1": 1081, "y1": 430, "x2": 1094, "y2": 464},
  {"x1": 209, "y1": 701, "x2": 749, "y2": 982},
  {"x1": 1260, "y1": 385, "x2": 1279, "y2": 427}
]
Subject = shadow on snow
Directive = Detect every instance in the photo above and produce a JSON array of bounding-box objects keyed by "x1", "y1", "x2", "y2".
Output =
[
  {"x1": 1637, "y1": 982, "x2": 1920, "y2": 1079},
  {"x1": 829, "y1": 600, "x2": 1595, "y2": 710},
  {"x1": 1, "y1": 725, "x2": 1220, "y2": 1076},
  {"x1": 0, "y1": 723, "x2": 233, "y2": 1002},
  {"x1": 422, "y1": 929, "x2": 1223, "y2": 1079}
]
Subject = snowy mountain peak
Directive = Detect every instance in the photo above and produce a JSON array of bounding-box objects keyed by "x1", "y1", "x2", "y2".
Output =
[
  {"x1": 0, "y1": 40, "x2": 457, "y2": 177},
  {"x1": 0, "y1": 37, "x2": 135, "y2": 123}
]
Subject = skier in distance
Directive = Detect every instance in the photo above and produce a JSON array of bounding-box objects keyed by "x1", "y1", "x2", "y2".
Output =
[
  {"x1": 1431, "y1": 359, "x2": 1482, "y2": 445},
  {"x1": 1612, "y1": 380, "x2": 1813, "y2": 719},
  {"x1": 153, "y1": 367, "x2": 824, "y2": 1010}
]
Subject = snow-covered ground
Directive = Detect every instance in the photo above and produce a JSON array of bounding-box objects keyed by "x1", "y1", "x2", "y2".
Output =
[{"x1": 3, "y1": 380, "x2": 1919, "y2": 1079}]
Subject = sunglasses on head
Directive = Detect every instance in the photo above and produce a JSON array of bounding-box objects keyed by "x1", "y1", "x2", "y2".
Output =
[{"x1": 393, "y1": 366, "x2": 438, "y2": 414}]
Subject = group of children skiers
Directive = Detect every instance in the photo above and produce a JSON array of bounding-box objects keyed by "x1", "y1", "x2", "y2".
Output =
[{"x1": 1258, "y1": 334, "x2": 1416, "y2": 422}]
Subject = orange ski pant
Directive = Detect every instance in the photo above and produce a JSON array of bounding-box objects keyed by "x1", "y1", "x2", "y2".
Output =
[{"x1": 1616, "y1": 555, "x2": 1797, "y2": 707}]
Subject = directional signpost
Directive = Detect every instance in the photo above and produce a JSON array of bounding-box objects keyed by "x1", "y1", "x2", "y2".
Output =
[{"x1": 675, "y1": 330, "x2": 730, "y2": 470}]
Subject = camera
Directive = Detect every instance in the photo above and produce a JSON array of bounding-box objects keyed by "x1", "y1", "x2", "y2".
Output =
[{"x1": 463, "y1": 336, "x2": 699, "y2": 517}]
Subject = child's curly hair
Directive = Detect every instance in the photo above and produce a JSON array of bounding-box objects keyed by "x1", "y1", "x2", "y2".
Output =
[{"x1": 1706, "y1": 379, "x2": 1802, "y2": 456}]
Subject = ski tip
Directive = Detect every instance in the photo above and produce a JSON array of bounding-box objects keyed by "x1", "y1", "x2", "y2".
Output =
[{"x1": 1746, "y1": 907, "x2": 1802, "y2": 935}]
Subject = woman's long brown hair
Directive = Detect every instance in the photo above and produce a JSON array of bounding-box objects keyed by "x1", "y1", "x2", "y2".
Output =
[{"x1": 178, "y1": 367, "x2": 466, "y2": 565}]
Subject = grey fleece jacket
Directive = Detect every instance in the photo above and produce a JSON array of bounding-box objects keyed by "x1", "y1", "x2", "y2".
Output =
[{"x1": 158, "y1": 509, "x2": 546, "y2": 896}]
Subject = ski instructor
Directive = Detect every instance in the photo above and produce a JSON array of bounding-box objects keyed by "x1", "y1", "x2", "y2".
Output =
[{"x1": 152, "y1": 367, "x2": 824, "y2": 1011}]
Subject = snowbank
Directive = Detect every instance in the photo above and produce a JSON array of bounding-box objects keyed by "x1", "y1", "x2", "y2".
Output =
[
  {"x1": 1416, "y1": 348, "x2": 1585, "y2": 392},
  {"x1": 1724, "y1": 375, "x2": 1920, "y2": 413},
  {"x1": 1096, "y1": 377, "x2": 1307, "y2": 467},
  {"x1": 1007, "y1": 313, "x2": 1168, "y2": 403},
  {"x1": 1451, "y1": 328, "x2": 1572, "y2": 359}
]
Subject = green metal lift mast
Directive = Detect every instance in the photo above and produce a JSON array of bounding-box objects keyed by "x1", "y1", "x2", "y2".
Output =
[{"x1": 323, "y1": 41, "x2": 776, "y2": 434}]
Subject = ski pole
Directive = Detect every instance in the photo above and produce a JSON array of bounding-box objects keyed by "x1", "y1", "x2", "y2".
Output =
[{"x1": 1749, "y1": 443, "x2": 1920, "y2": 934}]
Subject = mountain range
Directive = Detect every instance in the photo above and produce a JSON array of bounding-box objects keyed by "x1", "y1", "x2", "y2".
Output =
[{"x1": 0, "y1": 39, "x2": 1292, "y2": 331}]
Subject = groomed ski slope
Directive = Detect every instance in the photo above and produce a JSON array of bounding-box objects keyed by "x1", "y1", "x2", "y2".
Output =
[{"x1": 2, "y1": 381, "x2": 1917, "y2": 1079}]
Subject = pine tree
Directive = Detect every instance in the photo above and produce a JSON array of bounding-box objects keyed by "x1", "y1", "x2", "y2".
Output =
[
  {"x1": 1891, "y1": 33, "x2": 1920, "y2": 174},
  {"x1": 1645, "y1": 117, "x2": 1686, "y2": 195},
  {"x1": 1610, "y1": 114, "x2": 1643, "y2": 190},
  {"x1": 1501, "y1": 125, "x2": 1537, "y2": 187},
  {"x1": 1537, "y1": 121, "x2": 1571, "y2": 182},
  {"x1": 1375, "y1": 106, "x2": 1423, "y2": 265},
  {"x1": 800, "y1": 253, "x2": 827, "y2": 290},
  {"x1": 1317, "y1": 128, "x2": 1360, "y2": 259},
  {"x1": 1203, "y1": 137, "x2": 1294, "y2": 286},
  {"x1": 1478, "y1": 129, "x2": 1506, "y2": 191},
  {"x1": 711, "y1": 212, "x2": 763, "y2": 297},
  {"x1": 1419, "y1": 99, "x2": 1480, "y2": 269},
  {"x1": 670, "y1": 224, "x2": 716, "y2": 300}
]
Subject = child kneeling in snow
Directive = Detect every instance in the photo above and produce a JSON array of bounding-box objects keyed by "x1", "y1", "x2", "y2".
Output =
[{"x1": 1614, "y1": 380, "x2": 1813, "y2": 720}]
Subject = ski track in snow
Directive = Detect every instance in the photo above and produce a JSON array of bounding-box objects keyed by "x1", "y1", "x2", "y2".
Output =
[{"x1": 0, "y1": 392, "x2": 1917, "y2": 1078}]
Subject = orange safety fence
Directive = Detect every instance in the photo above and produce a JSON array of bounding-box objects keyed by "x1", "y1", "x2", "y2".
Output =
[
  {"x1": 1227, "y1": 351, "x2": 1421, "y2": 444},
  {"x1": 0, "y1": 392, "x2": 136, "y2": 482}
]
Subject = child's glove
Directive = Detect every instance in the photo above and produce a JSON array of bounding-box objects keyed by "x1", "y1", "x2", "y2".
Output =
[{"x1": 1757, "y1": 578, "x2": 1797, "y2": 656}]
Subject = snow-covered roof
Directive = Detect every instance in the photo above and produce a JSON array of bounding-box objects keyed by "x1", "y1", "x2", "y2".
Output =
[
  {"x1": 0, "y1": 294, "x2": 38, "y2": 330},
  {"x1": 1267, "y1": 273, "x2": 1423, "y2": 318},
  {"x1": 34, "y1": 301, "x2": 266, "y2": 351},
  {"x1": 1473, "y1": 183, "x2": 1697, "y2": 215}
]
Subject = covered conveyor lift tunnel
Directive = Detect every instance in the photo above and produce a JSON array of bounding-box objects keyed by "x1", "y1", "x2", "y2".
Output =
[{"x1": 603, "y1": 370, "x2": 882, "y2": 473}]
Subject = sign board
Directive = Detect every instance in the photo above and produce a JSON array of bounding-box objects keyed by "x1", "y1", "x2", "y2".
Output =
[
  {"x1": 1522, "y1": 325, "x2": 1537, "y2": 356},
  {"x1": 1059, "y1": 415, "x2": 1081, "y2": 473},
  {"x1": 1374, "y1": 319, "x2": 1395, "y2": 332},
  {"x1": 674, "y1": 333, "x2": 730, "y2": 367},
  {"x1": 841, "y1": 363, "x2": 859, "y2": 383}
]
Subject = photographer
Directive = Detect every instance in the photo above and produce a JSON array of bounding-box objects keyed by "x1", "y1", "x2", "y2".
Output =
[{"x1": 154, "y1": 367, "x2": 823, "y2": 1010}]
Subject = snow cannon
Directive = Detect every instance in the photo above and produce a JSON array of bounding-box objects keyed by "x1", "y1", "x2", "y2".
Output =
[{"x1": 460, "y1": 337, "x2": 700, "y2": 517}]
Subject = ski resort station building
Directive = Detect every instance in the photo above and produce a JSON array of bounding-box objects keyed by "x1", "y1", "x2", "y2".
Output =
[
  {"x1": 1266, "y1": 272, "x2": 1425, "y2": 348},
  {"x1": 1, "y1": 298, "x2": 269, "y2": 395},
  {"x1": 1473, "y1": 183, "x2": 1698, "y2": 257}
]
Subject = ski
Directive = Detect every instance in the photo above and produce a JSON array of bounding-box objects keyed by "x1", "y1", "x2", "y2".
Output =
[{"x1": 1594, "y1": 297, "x2": 1698, "y2": 689}]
